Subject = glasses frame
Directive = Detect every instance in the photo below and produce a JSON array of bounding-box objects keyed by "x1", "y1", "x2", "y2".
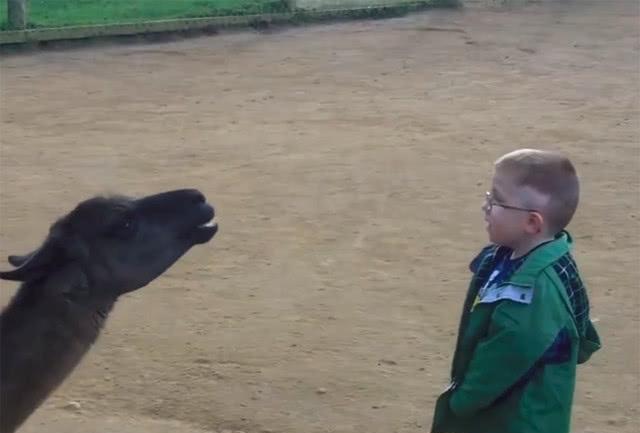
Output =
[{"x1": 484, "y1": 191, "x2": 539, "y2": 213}]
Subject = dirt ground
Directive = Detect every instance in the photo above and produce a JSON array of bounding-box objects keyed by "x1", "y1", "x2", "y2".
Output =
[{"x1": 0, "y1": 0, "x2": 638, "y2": 432}]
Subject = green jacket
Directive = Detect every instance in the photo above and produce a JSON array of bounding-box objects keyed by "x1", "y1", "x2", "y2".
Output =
[{"x1": 431, "y1": 231, "x2": 601, "y2": 433}]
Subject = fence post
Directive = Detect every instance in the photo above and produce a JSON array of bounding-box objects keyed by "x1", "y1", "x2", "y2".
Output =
[{"x1": 7, "y1": 0, "x2": 28, "y2": 29}]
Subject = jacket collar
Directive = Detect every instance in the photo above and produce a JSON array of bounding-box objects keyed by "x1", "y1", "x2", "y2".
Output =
[{"x1": 506, "y1": 230, "x2": 573, "y2": 287}]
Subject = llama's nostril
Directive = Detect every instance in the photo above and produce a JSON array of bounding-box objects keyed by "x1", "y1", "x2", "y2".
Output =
[{"x1": 189, "y1": 190, "x2": 206, "y2": 205}]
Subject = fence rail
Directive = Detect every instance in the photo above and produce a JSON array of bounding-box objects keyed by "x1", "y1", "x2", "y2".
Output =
[{"x1": 1, "y1": 0, "x2": 459, "y2": 45}]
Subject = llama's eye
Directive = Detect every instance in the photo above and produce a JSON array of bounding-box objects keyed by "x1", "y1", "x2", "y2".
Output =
[{"x1": 107, "y1": 214, "x2": 138, "y2": 240}]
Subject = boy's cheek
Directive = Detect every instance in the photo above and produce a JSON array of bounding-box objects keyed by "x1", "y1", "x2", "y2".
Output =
[{"x1": 486, "y1": 223, "x2": 507, "y2": 245}]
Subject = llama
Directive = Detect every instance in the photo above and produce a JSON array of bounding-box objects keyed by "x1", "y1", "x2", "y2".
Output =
[{"x1": 0, "y1": 189, "x2": 218, "y2": 433}]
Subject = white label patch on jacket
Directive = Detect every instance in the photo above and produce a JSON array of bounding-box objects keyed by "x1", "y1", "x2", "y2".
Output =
[{"x1": 478, "y1": 284, "x2": 533, "y2": 305}]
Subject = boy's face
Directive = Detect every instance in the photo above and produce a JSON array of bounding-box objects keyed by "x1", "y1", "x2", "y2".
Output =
[{"x1": 483, "y1": 170, "x2": 546, "y2": 249}]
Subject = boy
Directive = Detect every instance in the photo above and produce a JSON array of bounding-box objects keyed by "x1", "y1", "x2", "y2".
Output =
[{"x1": 430, "y1": 149, "x2": 601, "y2": 433}]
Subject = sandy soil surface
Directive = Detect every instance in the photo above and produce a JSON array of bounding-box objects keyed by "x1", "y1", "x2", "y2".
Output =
[{"x1": 1, "y1": 0, "x2": 638, "y2": 432}]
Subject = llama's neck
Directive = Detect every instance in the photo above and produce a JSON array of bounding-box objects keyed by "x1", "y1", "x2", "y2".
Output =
[{"x1": 0, "y1": 272, "x2": 116, "y2": 433}]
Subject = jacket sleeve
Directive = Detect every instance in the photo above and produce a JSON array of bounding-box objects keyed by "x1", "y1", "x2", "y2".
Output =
[{"x1": 449, "y1": 299, "x2": 561, "y2": 417}]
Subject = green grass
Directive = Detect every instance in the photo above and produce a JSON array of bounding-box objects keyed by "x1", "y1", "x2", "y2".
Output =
[
  {"x1": 0, "y1": 0, "x2": 291, "y2": 29},
  {"x1": 0, "y1": 0, "x2": 460, "y2": 31}
]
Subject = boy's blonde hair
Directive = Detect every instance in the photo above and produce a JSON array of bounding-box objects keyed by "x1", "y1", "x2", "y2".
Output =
[{"x1": 495, "y1": 149, "x2": 580, "y2": 234}]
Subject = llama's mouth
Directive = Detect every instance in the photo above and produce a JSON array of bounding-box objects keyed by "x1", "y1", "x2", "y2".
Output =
[
  {"x1": 188, "y1": 204, "x2": 218, "y2": 244},
  {"x1": 192, "y1": 220, "x2": 218, "y2": 244}
]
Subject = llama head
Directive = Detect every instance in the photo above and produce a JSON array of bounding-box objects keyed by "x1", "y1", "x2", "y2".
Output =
[{"x1": 0, "y1": 189, "x2": 218, "y2": 297}]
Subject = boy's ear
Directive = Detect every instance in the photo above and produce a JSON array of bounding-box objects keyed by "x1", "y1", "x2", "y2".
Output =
[{"x1": 525, "y1": 211, "x2": 545, "y2": 235}]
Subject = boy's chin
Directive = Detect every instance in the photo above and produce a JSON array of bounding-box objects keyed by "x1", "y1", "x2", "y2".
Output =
[{"x1": 486, "y1": 223, "x2": 495, "y2": 240}]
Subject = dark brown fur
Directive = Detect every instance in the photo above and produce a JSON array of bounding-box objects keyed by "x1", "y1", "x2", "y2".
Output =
[{"x1": 0, "y1": 189, "x2": 218, "y2": 433}]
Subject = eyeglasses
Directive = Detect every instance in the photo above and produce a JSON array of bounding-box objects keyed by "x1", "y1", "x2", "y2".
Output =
[{"x1": 484, "y1": 191, "x2": 539, "y2": 213}]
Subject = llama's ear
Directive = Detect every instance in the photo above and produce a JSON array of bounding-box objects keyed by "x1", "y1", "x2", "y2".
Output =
[
  {"x1": 8, "y1": 252, "x2": 36, "y2": 267},
  {"x1": 0, "y1": 239, "x2": 62, "y2": 282}
]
